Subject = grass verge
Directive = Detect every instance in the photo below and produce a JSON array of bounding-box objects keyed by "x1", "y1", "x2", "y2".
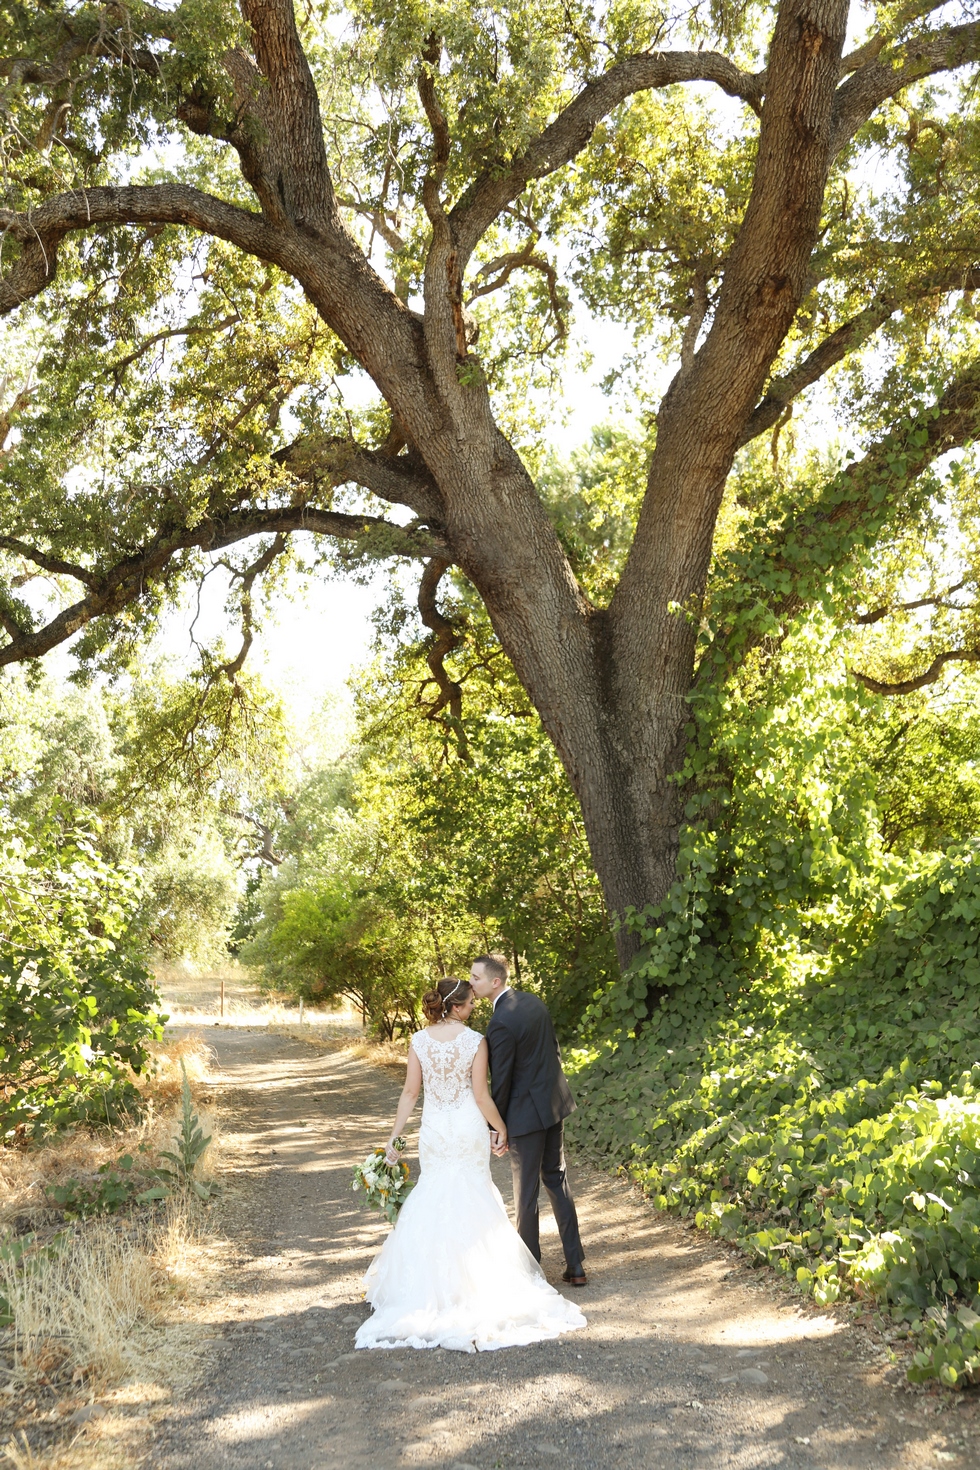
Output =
[{"x1": 0, "y1": 1035, "x2": 223, "y2": 1469}]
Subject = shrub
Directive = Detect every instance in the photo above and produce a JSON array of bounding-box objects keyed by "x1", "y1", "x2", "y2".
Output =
[
  {"x1": 0, "y1": 818, "x2": 164, "y2": 1139},
  {"x1": 568, "y1": 845, "x2": 980, "y2": 1382}
]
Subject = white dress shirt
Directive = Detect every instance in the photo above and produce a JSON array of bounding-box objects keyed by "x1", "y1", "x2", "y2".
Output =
[{"x1": 492, "y1": 986, "x2": 510, "y2": 1009}]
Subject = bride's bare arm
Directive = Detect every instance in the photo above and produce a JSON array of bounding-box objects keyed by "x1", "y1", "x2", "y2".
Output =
[
  {"x1": 385, "y1": 1049, "x2": 423, "y2": 1161},
  {"x1": 471, "y1": 1039, "x2": 507, "y2": 1143}
]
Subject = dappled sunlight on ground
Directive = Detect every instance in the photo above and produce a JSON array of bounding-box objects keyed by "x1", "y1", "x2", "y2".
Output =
[{"x1": 123, "y1": 1026, "x2": 980, "y2": 1470}]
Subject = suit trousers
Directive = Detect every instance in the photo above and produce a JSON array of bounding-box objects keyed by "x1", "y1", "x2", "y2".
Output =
[{"x1": 507, "y1": 1121, "x2": 584, "y2": 1272}]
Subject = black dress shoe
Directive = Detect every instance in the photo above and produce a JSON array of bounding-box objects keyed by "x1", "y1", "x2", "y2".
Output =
[{"x1": 562, "y1": 1267, "x2": 588, "y2": 1287}]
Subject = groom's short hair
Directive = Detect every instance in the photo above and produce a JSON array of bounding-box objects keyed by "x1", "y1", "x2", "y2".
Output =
[{"x1": 473, "y1": 952, "x2": 509, "y2": 984}]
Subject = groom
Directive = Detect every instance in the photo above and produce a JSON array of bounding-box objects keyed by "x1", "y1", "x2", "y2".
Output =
[{"x1": 469, "y1": 953, "x2": 587, "y2": 1287}]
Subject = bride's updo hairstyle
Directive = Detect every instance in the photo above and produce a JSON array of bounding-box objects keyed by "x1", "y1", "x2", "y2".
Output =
[{"x1": 422, "y1": 977, "x2": 473, "y2": 1023}]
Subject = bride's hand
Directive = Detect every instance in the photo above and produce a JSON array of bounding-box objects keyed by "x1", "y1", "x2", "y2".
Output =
[{"x1": 384, "y1": 1141, "x2": 400, "y2": 1165}]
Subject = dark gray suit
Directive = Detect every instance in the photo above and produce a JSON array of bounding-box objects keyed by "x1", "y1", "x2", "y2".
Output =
[{"x1": 486, "y1": 988, "x2": 585, "y2": 1273}]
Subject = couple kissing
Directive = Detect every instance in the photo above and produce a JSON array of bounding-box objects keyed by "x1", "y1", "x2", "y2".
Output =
[{"x1": 355, "y1": 953, "x2": 587, "y2": 1354}]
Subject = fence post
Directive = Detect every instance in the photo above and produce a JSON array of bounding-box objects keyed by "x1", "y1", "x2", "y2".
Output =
[
  {"x1": 220, "y1": 977, "x2": 225, "y2": 1020},
  {"x1": 299, "y1": 997, "x2": 305, "y2": 1026}
]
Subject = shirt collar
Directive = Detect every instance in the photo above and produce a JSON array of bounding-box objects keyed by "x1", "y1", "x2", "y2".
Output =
[{"x1": 492, "y1": 986, "x2": 510, "y2": 1010}]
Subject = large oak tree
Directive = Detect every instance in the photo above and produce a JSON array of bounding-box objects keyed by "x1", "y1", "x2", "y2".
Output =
[{"x1": 3, "y1": 0, "x2": 980, "y2": 970}]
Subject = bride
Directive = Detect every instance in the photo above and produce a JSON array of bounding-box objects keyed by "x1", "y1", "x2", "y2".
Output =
[{"x1": 355, "y1": 977, "x2": 587, "y2": 1352}]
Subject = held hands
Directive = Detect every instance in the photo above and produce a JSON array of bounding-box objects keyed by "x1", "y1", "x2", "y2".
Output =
[{"x1": 489, "y1": 1128, "x2": 509, "y2": 1157}]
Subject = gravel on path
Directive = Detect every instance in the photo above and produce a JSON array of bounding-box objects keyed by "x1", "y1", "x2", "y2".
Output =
[{"x1": 147, "y1": 1026, "x2": 977, "y2": 1470}]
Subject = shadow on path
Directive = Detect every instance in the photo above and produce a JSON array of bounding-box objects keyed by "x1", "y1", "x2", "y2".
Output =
[{"x1": 147, "y1": 1027, "x2": 971, "y2": 1470}]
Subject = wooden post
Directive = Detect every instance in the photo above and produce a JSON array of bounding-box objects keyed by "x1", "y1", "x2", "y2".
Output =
[
  {"x1": 220, "y1": 977, "x2": 225, "y2": 1020},
  {"x1": 299, "y1": 997, "x2": 305, "y2": 1026}
]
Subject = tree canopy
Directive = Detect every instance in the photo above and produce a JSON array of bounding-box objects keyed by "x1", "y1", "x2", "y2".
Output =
[{"x1": 4, "y1": 0, "x2": 980, "y2": 966}]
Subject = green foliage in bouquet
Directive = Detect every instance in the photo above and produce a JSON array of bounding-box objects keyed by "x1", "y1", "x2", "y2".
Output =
[
  {"x1": 0, "y1": 816, "x2": 165, "y2": 1140},
  {"x1": 352, "y1": 1138, "x2": 413, "y2": 1225}
]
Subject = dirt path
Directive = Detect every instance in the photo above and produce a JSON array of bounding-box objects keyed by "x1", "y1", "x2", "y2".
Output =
[{"x1": 147, "y1": 1027, "x2": 977, "y2": 1470}]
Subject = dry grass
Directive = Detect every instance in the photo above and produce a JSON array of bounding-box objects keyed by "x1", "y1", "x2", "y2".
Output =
[
  {"x1": 0, "y1": 1036, "x2": 228, "y2": 1468},
  {"x1": 0, "y1": 1040, "x2": 217, "y2": 1232},
  {"x1": 0, "y1": 1115, "x2": 221, "y2": 1383},
  {"x1": 154, "y1": 960, "x2": 262, "y2": 1023},
  {"x1": 155, "y1": 960, "x2": 365, "y2": 1037},
  {"x1": 139, "y1": 1034, "x2": 215, "y2": 1106},
  {"x1": 151, "y1": 1190, "x2": 219, "y2": 1299},
  {"x1": 0, "y1": 1224, "x2": 158, "y2": 1382},
  {"x1": 3, "y1": 1430, "x2": 138, "y2": 1470}
]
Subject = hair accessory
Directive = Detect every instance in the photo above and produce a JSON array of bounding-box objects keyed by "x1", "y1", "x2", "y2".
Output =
[{"x1": 442, "y1": 979, "x2": 463, "y2": 1011}]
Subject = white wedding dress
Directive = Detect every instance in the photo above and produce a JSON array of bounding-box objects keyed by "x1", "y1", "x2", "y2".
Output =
[{"x1": 355, "y1": 1026, "x2": 587, "y2": 1353}]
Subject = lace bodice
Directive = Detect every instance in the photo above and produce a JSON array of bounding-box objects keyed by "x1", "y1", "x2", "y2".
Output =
[{"x1": 412, "y1": 1027, "x2": 483, "y2": 1109}]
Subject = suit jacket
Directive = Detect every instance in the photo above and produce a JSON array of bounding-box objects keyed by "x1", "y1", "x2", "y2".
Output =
[{"x1": 485, "y1": 989, "x2": 576, "y2": 1137}]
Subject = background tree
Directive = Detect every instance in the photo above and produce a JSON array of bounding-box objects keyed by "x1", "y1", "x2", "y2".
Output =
[
  {"x1": 240, "y1": 588, "x2": 614, "y2": 1035},
  {"x1": 4, "y1": 0, "x2": 980, "y2": 973},
  {"x1": 0, "y1": 665, "x2": 290, "y2": 964}
]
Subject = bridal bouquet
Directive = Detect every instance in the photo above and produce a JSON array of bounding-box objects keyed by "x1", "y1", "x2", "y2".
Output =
[{"x1": 352, "y1": 1137, "x2": 413, "y2": 1224}]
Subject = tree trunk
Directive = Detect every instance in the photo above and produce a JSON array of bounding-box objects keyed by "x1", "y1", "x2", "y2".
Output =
[
  {"x1": 303, "y1": 0, "x2": 849, "y2": 974},
  {"x1": 405, "y1": 408, "x2": 692, "y2": 974}
]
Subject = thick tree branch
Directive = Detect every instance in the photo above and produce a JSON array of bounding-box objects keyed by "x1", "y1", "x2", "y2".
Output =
[
  {"x1": 614, "y1": 0, "x2": 850, "y2": 627},
  {"x1": 831, "y1": 19, "x2": 980, "y2": 154},
  {"x1": 0, "y1": 190, "x2": 427, "y2": 453},
  {"x1": 0, "y1": 505, "x2": 449, "y2": 669},
  {"x1": 679, "y1": 271, "x2": 710, "y2": 377},
  {"x1": 417, "y1": 35, "x2": 452, "y2": 231},
  {"x1": 450, "y1": 52, "x2": 764, "y2": 265},
  {"x1": 0, "y1": 185, "x2": 283, "y2": 314},
  {"x1": 0, "y1": 536, "x2": 99, "y2": 587},
  {"x1": 741, "y1": 265, "x2": 980, "y2": 444},
  {"x1": 838, "y1": 0, "x2": 954, "y2": 73},
  {"x1": 273, "y1": 436, "x2": 444, "y2": 522},
  {"x1": 0, "y1": 32, "x2": 163, "y2": 91},
  {"x1": 695, "y1": 0, "x2": 848, "y2": 387},
  {"x1": 180, "y1": 0, "x2": 338, "y2": 231},
  {"x1": 851, "y1": 648, "x2": 980, "y2": 695},
  {"x1": 0, "y1": 597, "x2": 26, "y2": 640},
  {"x1": 417, "y1": 34, "x2": 473, "y2": 369}
]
